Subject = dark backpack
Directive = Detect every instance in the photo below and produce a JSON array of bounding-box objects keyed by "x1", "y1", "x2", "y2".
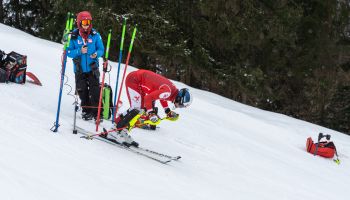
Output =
[{"x1": 0, "y1": 51, "x2": 27, "y2": 84}]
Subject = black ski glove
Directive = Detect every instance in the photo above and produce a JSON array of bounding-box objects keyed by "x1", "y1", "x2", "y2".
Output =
[
  {"x1": 165, "y1": 108, "x2": 179, "y2": 121},
  {"x1": 147, "y1": 111, "x2": 160, "y2": 123}
]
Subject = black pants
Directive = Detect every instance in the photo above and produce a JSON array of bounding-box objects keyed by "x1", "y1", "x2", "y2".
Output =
[{"x1": 75, "y1": 72, "x2": 100, "y2": 117}]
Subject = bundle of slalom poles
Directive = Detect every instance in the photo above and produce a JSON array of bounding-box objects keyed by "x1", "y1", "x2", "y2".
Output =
[
  {"x1": 96, "y1": 18, "x2": 137, "y2": 131},
  {"x1": 111, "y1": 19, "x2": 137, "y2": 124}
]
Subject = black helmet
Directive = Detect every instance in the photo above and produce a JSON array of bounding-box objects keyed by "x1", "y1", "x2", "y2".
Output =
[{"x1": 174, "y1": 88, "x2": 192, "y2": 108}]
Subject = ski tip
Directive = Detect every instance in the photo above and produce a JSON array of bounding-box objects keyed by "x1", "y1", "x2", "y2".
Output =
[
  {"x1": 163, "y1": 156, "x2": 181, "y2": 164},
  {"x1": 162, "y1": 160, "x2": 172, "y2": 164}
]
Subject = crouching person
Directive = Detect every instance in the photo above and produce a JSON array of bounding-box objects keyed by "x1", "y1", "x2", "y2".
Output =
[{"x1": 103, "y1": 69, "x2": 193, "y2": 147}]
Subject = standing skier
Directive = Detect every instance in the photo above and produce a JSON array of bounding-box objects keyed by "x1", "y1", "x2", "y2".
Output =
[
  {"x1": 67, "y1": 11, "x2": 105, "y2": 121},
  {"x1": 105, "y1": 69, "x2": 193, "y2": 147}
]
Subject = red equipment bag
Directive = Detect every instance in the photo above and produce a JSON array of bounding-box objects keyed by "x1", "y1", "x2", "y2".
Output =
[{"x1": 306, "y1": 137, "x2": 336, "y2": 158}]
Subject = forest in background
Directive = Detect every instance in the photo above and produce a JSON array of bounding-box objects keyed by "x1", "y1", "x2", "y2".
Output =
[{"x1": 1, "y1": 0, "x2": 349, "y2": 135}]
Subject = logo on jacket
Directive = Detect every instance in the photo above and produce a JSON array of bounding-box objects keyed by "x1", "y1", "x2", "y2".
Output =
[
  {"x1": 88, "y1": 39, "x2": 92, "y2": 43},
  {"x1": 78, "y1": 40, "x2": 82, "y2": 44},
  {"x1": 159, "y1": 92, "x2": 170, "y2": 99},
  {"x1": 133, "y1": 96, "x2": 141, "y2": 103}
]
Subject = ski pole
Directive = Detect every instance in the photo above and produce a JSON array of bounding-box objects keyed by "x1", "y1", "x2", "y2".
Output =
[
  {"x1": 132, "y1": 111, "x2": 176, "y2": 128},
  {"x1": 81, "y1": 126, "x2": 127, "y2": 139},
  {"x1": 333, "y1": 147, "x2": 340, "y2": 165},
  {"x1": 141, "y1": 117, "x2": 167, "y2": 126},
  {"x1": 113, "y1": 25, "x2": 137, "y2": 122},
  {"x1": 112, "y1": 18, "x2": 127, "y2": 124},
  {"x1": 51, "y1": 12, "x2": 74, "y2": 132},
  {"x1": 96, "y1": 29, "x2": 112, "y2": 132}
]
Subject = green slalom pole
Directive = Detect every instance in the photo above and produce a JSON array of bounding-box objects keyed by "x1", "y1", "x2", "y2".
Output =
[
  {"x1": 96, "y1": 29, "x2": 112, "y2": 132},
  {"x1": 112, "y1": 18, "x2": 127, "y2": 123},
  {"x1": 113, "y1": 25, "x2": 137, "y2": 122},
  {"x1": 65, "y1": 17, "x2": 74, "y2": 49}
]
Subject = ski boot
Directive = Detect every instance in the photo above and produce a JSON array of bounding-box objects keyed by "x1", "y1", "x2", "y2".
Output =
[
  {"x1": 106, "y1": 129, "x2": 139, "y2": 147},
  {"x1": 82, "y1": 112, "x2": 93, "y2": 121}
]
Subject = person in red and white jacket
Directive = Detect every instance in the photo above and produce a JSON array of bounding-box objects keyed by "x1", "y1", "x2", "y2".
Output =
[
  {"x1": 125, "y1": 69, "x2": 192, "y2": 123},
  {"x1": 107, "y1": 69, "x2": 193, "y2": 147}
]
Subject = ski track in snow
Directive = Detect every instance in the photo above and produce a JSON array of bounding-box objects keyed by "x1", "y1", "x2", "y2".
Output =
[{"x1": 0, "y1": 23, "x2": 349, "y2": 200}]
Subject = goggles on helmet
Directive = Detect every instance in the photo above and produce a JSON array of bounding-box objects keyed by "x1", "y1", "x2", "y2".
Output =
[{"x1": 81, "y1": 19, "x2": 91, "y2": 26}]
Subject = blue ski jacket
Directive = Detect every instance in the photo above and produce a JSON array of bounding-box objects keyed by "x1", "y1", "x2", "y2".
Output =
[{"x1": 67, "y1": 28, "x2": 105, "y2": 73}]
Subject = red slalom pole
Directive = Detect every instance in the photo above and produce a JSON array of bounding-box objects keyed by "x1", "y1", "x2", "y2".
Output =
[{"x1": 95, "y1": 30, "x2": 112, "y2": 132}]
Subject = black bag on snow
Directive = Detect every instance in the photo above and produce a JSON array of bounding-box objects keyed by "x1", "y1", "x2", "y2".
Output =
[{"x1": 1, "y1": 51, "x2": 27, "y2": 84}]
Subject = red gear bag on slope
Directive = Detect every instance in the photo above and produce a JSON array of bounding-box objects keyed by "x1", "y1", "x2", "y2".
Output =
[{"x1": 306, "y1": 137, "x2": 336, "y2": 158}]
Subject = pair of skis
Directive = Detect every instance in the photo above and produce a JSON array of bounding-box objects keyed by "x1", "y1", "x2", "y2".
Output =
[{"x1": 75, "y1": 126, "x2": 181, "y2": 164}]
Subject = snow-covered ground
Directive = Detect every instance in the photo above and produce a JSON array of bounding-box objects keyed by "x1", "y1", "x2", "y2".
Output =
[{"x1": 0, "y1": 23, "x2": 349, "y2": 200}]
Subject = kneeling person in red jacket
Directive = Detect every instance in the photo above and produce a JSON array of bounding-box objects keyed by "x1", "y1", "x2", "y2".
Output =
[{"x1": 105, "y1": 69, "x2": 192, "y2": 147}]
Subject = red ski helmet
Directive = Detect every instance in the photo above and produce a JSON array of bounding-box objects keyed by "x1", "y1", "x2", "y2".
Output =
[{"x1": 76, "y1": 11, "x2": 92, "y2": 37}]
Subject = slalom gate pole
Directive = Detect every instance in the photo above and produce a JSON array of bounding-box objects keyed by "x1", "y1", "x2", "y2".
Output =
[
  {"x1": 113, "y1": 25, "x2": 137, "y2": 122},
  {"x1": 96, "y1": 29, "x2": 112, "y2": 132},
  {"x1": 112, "y1": 18, "x2": 127, "y2": 124},
  {"x1": 51, "y1": 12, "x2": 74, "y2": 132}
]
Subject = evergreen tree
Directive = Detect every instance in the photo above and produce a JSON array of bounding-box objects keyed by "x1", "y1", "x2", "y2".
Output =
[{"x1": 0, "y1": 0, "x2": 4, "y2": 23}]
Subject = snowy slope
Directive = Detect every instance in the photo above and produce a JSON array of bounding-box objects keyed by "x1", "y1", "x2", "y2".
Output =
[{"x1": 0, "y1": 23, "x2": 349, "y2": 200}]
